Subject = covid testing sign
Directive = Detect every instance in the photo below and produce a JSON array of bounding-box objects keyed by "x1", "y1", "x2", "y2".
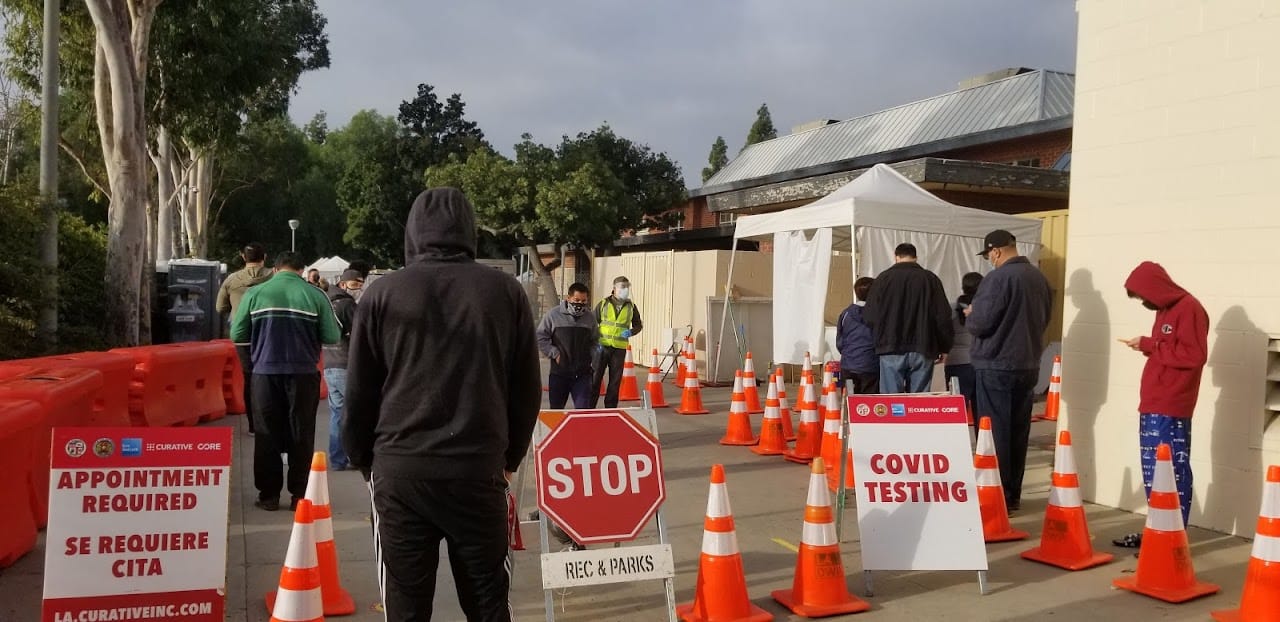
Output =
[
  {"x1": 847, "y1": 394, "x2": 987, "y2": 571},
  {"x1": 42, "y1": 427, "x2": 233, "y2": 622}
]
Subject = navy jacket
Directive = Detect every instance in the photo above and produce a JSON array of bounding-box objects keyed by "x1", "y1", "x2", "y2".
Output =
[
  {"x1": 967, "y1": 256, "x2": 1053, "y2": 371},
  {"x1": 836, "y1": 303, "x2": 877, "y2": 374}
]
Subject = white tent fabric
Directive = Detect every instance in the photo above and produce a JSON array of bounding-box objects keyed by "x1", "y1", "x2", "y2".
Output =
[
  {"x1": 773, "y1": 229, "x2": 832, "y2": 364},
  {"x1": 305, "y1": 256, "x2": 350, "y2": 281},
  {"x1": 718, "y1": 163, "x2": 1044, "y2": 370}
]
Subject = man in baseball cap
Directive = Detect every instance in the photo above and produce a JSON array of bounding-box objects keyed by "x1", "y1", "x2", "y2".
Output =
[{"x1": 977, "y1": 229, "x2": 1017, "y2": 258}]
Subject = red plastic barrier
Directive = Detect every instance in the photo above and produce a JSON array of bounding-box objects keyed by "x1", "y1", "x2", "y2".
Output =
[
  {"x1": 0, "y1": 363, "x2": 31, "y2": 381},
  {"x1": 17, "y1": 351, "x2": 135, "y2": 427},
  {"x1": 0, "y1": 398, "x2": 41, "y2": 567},
  {"x1": 0, "y1": 367, "x2": 104, "y2": 527},
  {"x1": 110, "y1": 343, "x2": 228, "y2": 427},
  {"x1": 211, "y1": 339, "x2": 246, "y2": 415},
  {"x1": 319, "y1": 354, "x2": 328, "y2": 400}
]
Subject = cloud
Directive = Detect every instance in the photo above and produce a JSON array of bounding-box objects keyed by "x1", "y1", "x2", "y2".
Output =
[{"x1": 289, "y1": 0, "x2": 1077, "y2": 187}]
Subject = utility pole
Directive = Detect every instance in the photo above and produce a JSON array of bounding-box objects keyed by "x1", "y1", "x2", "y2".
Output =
[{"x1": 37, "y1": 0, "x2": 60, "y2": 351}]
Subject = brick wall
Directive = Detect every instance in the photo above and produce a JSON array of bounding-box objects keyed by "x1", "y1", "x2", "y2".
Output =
[
  {"x1": 931, "y1": 190, "x2": 1068, "y2": 215},
  {"x1": 938, "y1": 129, "x2": 1073, "y2": 169}
]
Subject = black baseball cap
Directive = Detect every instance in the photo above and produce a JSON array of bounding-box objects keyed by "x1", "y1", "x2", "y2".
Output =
[{"x1": 978, "y1": 230, "x2": 1016, "y2": 257}]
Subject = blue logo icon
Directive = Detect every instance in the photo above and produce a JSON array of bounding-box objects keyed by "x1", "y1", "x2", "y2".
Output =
[
  {"x1": 890, "y1": 404, "x2": 906, "y2": 417},
  {"x1": 121, "y1": 438, "x2": 143, "y2": 457}
]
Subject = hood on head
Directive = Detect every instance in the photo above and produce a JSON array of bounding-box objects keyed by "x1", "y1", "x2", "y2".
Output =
[
  {"x1": 404, "y1": 187, "x2": 477, "y2": 264},
  {"x1": 1123, "y1": 261, "x2": 1187, "y2": 309}
]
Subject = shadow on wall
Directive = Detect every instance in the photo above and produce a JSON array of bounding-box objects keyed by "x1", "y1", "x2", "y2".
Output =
[{"x1": 1203, "y1": 305, "x2": 1265, "y2": 535}]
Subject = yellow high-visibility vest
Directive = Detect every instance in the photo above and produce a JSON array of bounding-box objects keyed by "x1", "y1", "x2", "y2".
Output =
[{"x1": 597, "y1": 299, "x2": 634, "y2": 349}]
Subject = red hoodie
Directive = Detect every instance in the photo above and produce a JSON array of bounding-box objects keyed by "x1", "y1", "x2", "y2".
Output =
[{"x1": 1123, "y1": 262, "x2": 1209, "y2": 418}]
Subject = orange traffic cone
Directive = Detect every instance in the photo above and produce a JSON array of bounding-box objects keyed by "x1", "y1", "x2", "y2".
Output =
[
  {"x1": 776, "y1": 369, "x2": 796, "y2": 441},
  {"x1": 676, "y1": 465, "x2": 774, "y2": 622},
  {"x1": 974, "y1": 417, "x2": 1029, "y2": 542},
  {"x1": 1212, "y1": 464, "x2": 1280, "y2": 621},
  {"x1": 752, "y1": 381, "x2": 787, "y2": 456},
  {"x1": 1021, "y1": 430, "x2": 1114, "y2": 570},
  {"x1": 618, "y1": 345, "x2": 642, "y2": 402},
  {"x1": 1038, "y1": 355, "x2": 1062, "y2": 422},
  {"x1": 784, "y1": 376, "x2": 821, "y2": 464},
  {"x1": 819, "y1": 382, "x2": 854, "y2": 492},
  {"x1": 677, "y1": 367, "x2": 710, "y2": 415},
  {"x1": 772, "y1": 457, "x2": 872, "y2": 617},
  {"x1": 743, "y1": 353, "x2": 764, "y2": 414},
  {"x1": 267, "y1": 500, "x2": 324, "y2": 622},
  {"x1": 647, "y1": 348, "x2": 670, "y2": 408},
  {"x1": 721, "y1": 371, "x2": 757, "y2": 446},
  {"x1": 674, "y1": 338, "x2": 690, "y2": 389},
  {"x1": 1113, "y1": 443, "x2": 1219, "y2": 603},
  {"x1": 803, "y1": 351, "x2": 813, "y2": 376},
  {"x1": 267, "y1": 453, "x2": 354, "y2": 616}
]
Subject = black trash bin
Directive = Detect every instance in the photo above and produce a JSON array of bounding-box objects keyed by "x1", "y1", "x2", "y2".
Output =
[{"x1": 166, "y1": 284, "x2": 207, "y2": 343}]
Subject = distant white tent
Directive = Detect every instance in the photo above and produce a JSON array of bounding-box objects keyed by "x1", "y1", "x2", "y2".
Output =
[
  {"x1": 305, "y1": 256, "x2": 350, "y2": 281},
  {"x1": 717, "y1": 163, "x2": 1044, "y2": 370}
]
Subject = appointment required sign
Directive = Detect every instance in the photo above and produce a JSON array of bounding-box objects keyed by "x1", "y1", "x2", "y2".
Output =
[
  {"x1": 42, "y1": 427, "x2": 233, "y2": 622},
  {"x1": 848, "y1": 394, "x2": 987, "y2": 572}
]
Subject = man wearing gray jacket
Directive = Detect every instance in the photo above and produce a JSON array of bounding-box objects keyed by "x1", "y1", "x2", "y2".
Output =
[{"x1": 536, "y1": 282, "x2": 599, "y2": 409}]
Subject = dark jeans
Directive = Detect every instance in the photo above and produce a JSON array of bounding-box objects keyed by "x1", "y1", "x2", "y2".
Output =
[
  {"x1": 371, "y1": 472, "x2": 511, "y2": 622},
  {"x1": 235, "y1": 345, "x2": 255, "y2": 433},
  {"x1": 840, "y1": 370, "x2": 879, "y2": 394},
  {"x1": 975, "y1": 368, "x2": 1038, "y2": 506},
  {"x1": 251, "y1": 372, "x2": 320, "y2": 502},
  {"x1": 945, "y1": 363, "x2": 976, "y2": 413},
  {"x1": 591, "y1": 346, "x2": 627, "y2": 408},
  {"x1": 547, "y1": 372, "x2": 593, "y2": 409}
]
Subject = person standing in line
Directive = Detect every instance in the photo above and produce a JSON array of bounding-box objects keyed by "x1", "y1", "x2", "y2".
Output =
[
  {"x1": 344, "y1": 187, "x2": 541, "y2": 621},
  {"x1": 863, "y1": 243, "x2": 954, "y2": 393},
  {"x1": 592, "y1": 276, "x2": 643, "y2": 408},
  {"x1": 536, "y1": 282, "x2": 599, "y2": 409},
  {"x1": 323, "y1": 269, "x2": 364, "y2": 472},
  {"x1": 307, "y1": 268, "x2": 330, "y2": 292},
  {"x1": 836, "y1": 277, "x2": 879, "y2": 394},
  {"x1": 1111, "y1": 261, "x2": 1208, "y2": 548},
  {"x1": 230, "y1": 251, "x2": 340, "y2": 512},
  {"x1": 217, "y1": 242, "x2": 271, "y2": 436},
  {"x1": 945, "y1": 272, "x2": 985, "y2": 413},
  {"x1": 966, "y1": 230, "x2": 1053, "y2": 512}
]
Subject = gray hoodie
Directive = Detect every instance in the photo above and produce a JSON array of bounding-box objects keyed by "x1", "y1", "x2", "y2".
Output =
[{"x1": 536, "y1": 303, "x2": 599, "y2": 377}]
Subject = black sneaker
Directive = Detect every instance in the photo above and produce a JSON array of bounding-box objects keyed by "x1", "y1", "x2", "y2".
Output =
[
  {"x1": 290, "y1": 496, "x2": 303, "y2": 511},
  {"x1": 1112, "y1": 532, "x2": 1143, "y2": 548},
  {"x1": 254, "y1": 498, "x2": 279, "y2": 512},
  {"x1": 1007, "y1": 501, "x2": 1021, "y2": 512}
]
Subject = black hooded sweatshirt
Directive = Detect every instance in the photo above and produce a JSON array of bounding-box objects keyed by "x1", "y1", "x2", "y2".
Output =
[{"x1": 342, "y1": 188, "x2": 542, "y2": 481}]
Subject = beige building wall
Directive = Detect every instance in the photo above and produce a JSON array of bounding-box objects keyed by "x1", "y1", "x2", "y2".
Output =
[{"x1": 1068, "y1": 0, "x2": 1280, "y2": 536}]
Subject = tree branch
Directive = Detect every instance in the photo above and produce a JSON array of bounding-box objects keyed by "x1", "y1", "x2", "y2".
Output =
[{"x1": 58, "y1": 137, "x2": 112, "y2": 200}]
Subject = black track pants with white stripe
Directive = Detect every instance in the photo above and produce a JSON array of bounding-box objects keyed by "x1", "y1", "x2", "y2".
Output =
[{"x1": 369, "y1": 473, "x2": 512, "y2": 621}]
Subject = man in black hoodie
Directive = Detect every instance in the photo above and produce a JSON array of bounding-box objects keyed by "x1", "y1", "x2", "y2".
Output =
[
  {"x1": 344, "y1": 188, "x2": 541, "y2": 621},
  {"x1": 863, "y1": 243, "x2": 954, "y2": 393}
]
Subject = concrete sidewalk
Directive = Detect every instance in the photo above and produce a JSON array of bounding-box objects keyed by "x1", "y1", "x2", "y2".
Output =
[{"x1": 0, "y1": 381, "x2": 1259, "y2": 621}]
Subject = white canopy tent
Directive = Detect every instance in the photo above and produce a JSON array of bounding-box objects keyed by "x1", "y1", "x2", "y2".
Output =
[
  {"x1": 305, "y1": 256, "x2": 350, "y2": 282},
  {"x1": 716, "y1": 163, "x2": 1044, "y2": 372}
]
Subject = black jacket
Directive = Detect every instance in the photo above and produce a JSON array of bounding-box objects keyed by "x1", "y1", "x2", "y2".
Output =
[
  {"x1": 862, "y1": 262, "x2": 954, "y2": 358},
  {"x1": 343, "y1": 188, "x2": 542, "y2": 480},
  {"x1": 322, "y1": 288, "x2": 356, "y2": 369},
  {"x1": 967, "y1": 256, "x2": 1053, "y2": 371}
]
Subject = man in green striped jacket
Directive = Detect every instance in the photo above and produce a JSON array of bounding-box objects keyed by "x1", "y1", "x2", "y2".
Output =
[{"x1": 591, "y1": 275, "x2": 643, "y2": 408}]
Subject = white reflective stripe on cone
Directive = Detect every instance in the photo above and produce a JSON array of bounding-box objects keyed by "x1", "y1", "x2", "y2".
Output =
[
  {"x1": 706, "y1": 484, "x2": 732, "y2": 518},
  {"x1": 807, "y1": 474, "x2": 830, "y2": 507},
  {"x1": 272, "y1": 587, "x2": 324, "y2": 621},
  {"x1": 285, "y1": 523, "x2": 318, "y2": 569},
  {"x1": 802, "y1": 407, "x2": 820, "y2": 424},
  {"x1": 702, "y1": 530, "x2": 740, "y2": 556},
  {"x1": 731, "y1": 400, "x2": 746, "y2": 414},
  {"x1": 1251, "y1": 533, "x2": 1280, "y2": 563},
  {"x1": 976, "y1": 431, "x2": 996, "y2": 456},
  {"x1": 313, "y1": 516, "x2": 335, "y2": 543},
  {"x1": 305, "y1": 472, "x2": 330, "y2": 506},
  {"x1": 1049, "y1": 380, "x2": 1061, "y2": 391},
  {"x1": 685, "y1": 376, "x2": 699, "y2": 388},
  {"x1": 975, "y1": 468, "x2": 1001, "y2": 487},
  {"x1": 1151, "y1": 461, "x2": 1176, "y2": 495},
  {"x1": 823, "y1": 418, "x2": 840, "y2": 433},
  {"x1": 648, "y1": 371, "x2": 659, "y2": 383},
  {"x1": 1054, "y1": 444, "x2": 1078, "y2": 475},
  {"x1": 1259, "y1": 484, "x2": 1279, "y2": 519},
  {"x1": 1146, "y1": 507, "x2": 1183, "y2": 532},
  {"x1": 802, "y1": 521, "x2": 838, "y2": 547},
  {"x1": 1049, "y1": 485, "x2": 1082, "y2": 508}
]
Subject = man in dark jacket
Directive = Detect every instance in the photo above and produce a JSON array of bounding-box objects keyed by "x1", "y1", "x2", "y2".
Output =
[
  {"x1": 537, "y1": 282, "x2": 598, "y2": 409},
  {"x1": 323, "y1": 269, "x2": 363, "y2": 472},
  {"x1": 216, "y1": 242, "x2": 270, "y2": 436},
  {"x1": 836, "y1": 277, "x2": 878, "y2": 394},
  {"x1": 592, "y1": 276, "x2": 643, "y2": 408},
  {"x1": 1112, "y1": 261, "x2": 1208, "y2": 548},
  {"x1": 343, "y1": 187, "x2": 541, "y2": 621},
  {"x1": 863, "y1": 243, "x2": 954, "y2": 393},
  {"x1": 966, "y1": 230, "x2": 1053, "y2": 512}
]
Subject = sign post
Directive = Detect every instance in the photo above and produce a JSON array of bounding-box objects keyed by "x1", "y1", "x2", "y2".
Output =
[
  {"x1": 41, "y1": 427, "x2": 233, "y2": 622},
  {"x1": 847, "y1": 393, "x2": 988, "y2": 595}
]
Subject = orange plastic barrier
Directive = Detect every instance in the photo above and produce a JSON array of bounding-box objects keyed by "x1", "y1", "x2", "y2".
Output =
[
  {"x1": 0, "y1": 399, "x2": 42, "y2": 568},
  {"x1": 212, "y1": 339, "x2": 247, "y2": 415},
  {"x1": 17, "y1": 351, "x2": 135, "y2": 427},
  {"x1": 0, "y1": 367, "x2": 103, "y2": 527},
  {"x1": 318, "y1": 355, "x2": 328, "y2": 400},
  {"x1": 110, "y1": 343, "x2": 228, "y2": 427}
]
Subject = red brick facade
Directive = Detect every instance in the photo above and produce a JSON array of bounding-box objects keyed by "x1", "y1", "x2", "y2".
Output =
[{"x1": 937, "y1": 129, "x2": 1071, "y2": 169}]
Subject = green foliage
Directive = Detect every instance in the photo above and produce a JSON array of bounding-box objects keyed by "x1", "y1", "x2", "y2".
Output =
[
  {"x1": 56, "y1": 211, "x2": 108, "y2": 353},
  {"x1": 702, "y1": 136, "x2": 729, "y2": 182},
  {"x1": 744, "y1": 103, "x2": 777, "y2": 149},
  {"x1": 396, "y1": 83, "x2": 491, "y2": 176}
]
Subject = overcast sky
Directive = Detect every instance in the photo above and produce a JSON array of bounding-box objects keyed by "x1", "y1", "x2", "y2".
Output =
[{"x1": 288, "y1": 0, "x2": 1079, "y2": 188}]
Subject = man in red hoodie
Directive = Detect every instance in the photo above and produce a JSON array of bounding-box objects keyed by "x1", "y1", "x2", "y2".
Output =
[{"x1": 1113, "y1": 261, "x2": 1208, "y2": 548}]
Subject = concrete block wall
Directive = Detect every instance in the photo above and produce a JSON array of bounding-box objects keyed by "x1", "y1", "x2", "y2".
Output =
[{"x1": 1067, "y1": 0, "x2": 1280, "y2": 536}]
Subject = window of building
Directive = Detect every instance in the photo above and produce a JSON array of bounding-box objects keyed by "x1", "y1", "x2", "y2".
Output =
[
  {"x1": 1009, "y1": 158, "x2": 1041, "y2": 167},
  {"x1": 718, "y1": 211, "x2": 737, "y2": 226},
  {"x1": 669, "y1": 213, "x2": 685, "y2": 232}
]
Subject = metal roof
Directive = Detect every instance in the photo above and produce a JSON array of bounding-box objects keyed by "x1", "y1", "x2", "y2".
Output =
[{"x1": 698, "y1": 69, "x2": 1074, "y2": 193}]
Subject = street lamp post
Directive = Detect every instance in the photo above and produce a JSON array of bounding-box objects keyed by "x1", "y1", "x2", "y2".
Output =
[{"x1": 288, "y1": 219, "x2": 300, "y2": 252}]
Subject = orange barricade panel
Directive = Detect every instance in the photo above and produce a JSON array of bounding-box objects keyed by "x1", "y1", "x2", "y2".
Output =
[
  {"x1": 111, "y1": 343, "x2": 229, "y2": 427},
  {"x1": 318, "y1": 355, "x2": 328, "y2": 400},
  {"x1": 212, "y1": 339, "x2": 246, "y2": 415},
  {"x1": 0, "y1": 399, "x2": 42, "y2": 568},
  {"x1": 22, "y1": 351, "x2": 135, "y2": 427}
]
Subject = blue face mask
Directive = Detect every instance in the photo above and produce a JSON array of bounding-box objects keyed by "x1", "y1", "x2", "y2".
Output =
[{"x1": 615, "y1": 287, "x2": 630, "y2": 301}]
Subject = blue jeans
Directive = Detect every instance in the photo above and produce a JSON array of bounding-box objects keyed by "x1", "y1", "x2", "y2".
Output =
[
  {"x1": 879, "y1": 352, "x2": 934, "y2": 393},
  {"x1": 1140, "y1": 413, "x2": 1193, "y2": 526},
  {"x1": 324, "y1": 368, "x2": 350, "y2": 469}
]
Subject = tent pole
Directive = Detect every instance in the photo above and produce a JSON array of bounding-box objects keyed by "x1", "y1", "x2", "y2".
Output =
[{"x1": 713, "y1": 242, "x2": 739, "y2": 384}]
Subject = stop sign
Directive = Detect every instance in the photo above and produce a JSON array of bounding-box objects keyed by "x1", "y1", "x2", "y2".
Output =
[{"x1": 535, "y1": 410, "x2": 666, "y2": 544}]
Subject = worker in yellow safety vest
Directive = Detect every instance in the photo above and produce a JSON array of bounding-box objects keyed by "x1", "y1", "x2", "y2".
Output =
[{"x1": 592, "y1": 276, "x2": 643, "y2": 408}]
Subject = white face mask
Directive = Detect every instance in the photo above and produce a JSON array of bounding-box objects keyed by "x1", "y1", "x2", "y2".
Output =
[{"x1": 615, "y1": 286, "x2": 630, "y2": 301}]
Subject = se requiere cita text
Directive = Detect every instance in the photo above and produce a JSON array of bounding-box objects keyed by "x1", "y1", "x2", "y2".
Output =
[
  {"x1": 861, "y1": 453, "x2": 971, "y2": 504},
  {"x1": 63, "y1": 532, "x2": 211, "y2": 579}
]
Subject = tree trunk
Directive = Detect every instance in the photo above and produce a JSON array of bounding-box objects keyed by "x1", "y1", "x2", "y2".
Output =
[
  {"x1": 191, "y1": 149, "x2": 212, "y2": 258},
  {"x1": 152, "y1": 126, "x2": 174, "y2": 264}
]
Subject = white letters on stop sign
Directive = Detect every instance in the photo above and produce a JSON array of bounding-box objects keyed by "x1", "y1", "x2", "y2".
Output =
[{"x1": 546, "y1": 453, "x2": 654, "y2": 499}]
